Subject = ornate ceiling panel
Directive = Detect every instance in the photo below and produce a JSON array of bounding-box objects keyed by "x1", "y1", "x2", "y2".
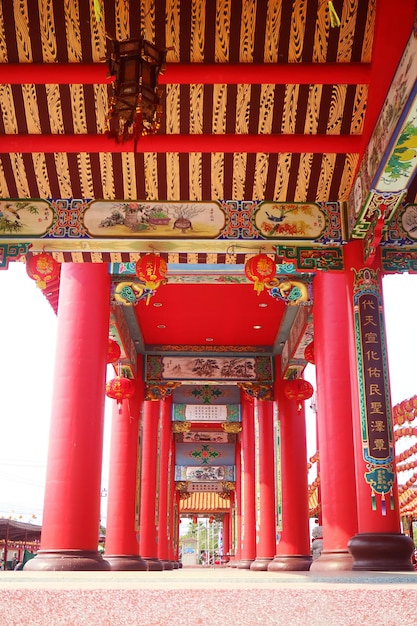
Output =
[{"x1": 2, "y1": 0, "x2": 412, "y2": 207}]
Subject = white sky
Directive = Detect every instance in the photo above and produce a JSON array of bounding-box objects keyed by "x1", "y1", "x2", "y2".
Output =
[{"x1": 0, "y1": 263, "x2": 415, "y2": 525}]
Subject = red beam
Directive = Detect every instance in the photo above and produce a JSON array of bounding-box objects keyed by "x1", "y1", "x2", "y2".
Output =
[
  {"x1": 0, "y1": 133, "x2": 361, "y2": 154},
  {"x1": 0, "y1": 63, "x2": 371, "y2": 86},
  {"x1": 359, "y1": 0, "x2": 416, "y2": 157}
]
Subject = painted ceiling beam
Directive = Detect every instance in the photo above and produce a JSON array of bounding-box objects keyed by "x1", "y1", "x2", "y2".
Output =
[
  {"x1": 0, "y1": 63, "x2": 371, "y2": 86},
  {"x1": 0, "y1": 133, "x2": 362, "y2": 154},
  {"x1": 357, "y1": 0, "x2": 416, "y2": 159}
]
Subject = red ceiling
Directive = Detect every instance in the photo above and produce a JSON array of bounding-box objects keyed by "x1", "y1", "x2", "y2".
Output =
[{"x1": 134, "y1": 283, "x2": 287, "y2": 349}]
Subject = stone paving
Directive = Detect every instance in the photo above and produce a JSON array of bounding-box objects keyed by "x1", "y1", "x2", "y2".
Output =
[{"x1": 1, "y1": 567, "x2": 417, "y2": 626}]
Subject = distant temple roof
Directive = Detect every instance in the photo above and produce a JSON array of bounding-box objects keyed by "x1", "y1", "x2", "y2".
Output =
[{"x1": 0, "y1": 519, "x2": 42, "y2": 542}]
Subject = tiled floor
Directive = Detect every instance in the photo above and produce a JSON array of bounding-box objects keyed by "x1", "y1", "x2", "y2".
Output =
[{"x1": 1, "y1": 567, "x2": 417, "y2": 626}]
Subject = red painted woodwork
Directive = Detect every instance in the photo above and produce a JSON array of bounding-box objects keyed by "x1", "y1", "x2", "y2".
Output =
[
  {"x1": 344, "y1": 241, "x2": 400, "y2": 533},
  {"x1": 105, "y1": 372, "x2": 144, "y2": 560},
  {"x1": 252, "y1": 399, "x2": 276, "y2": 565},
  {"x1": 3, "y1": 62, "x2": 372, "y2": 86},
  {"x1": 0, "y1": 132, "x2": 362, "y2": 154},
  {"x1": 238, "y1": 392, "x2": 256, "y2": 568},
  {"x1": 234, "y1": 439, "x2": 242, "y2": 563},
  {"x1": 271, "y1": 361, "x2": 311, "y2": 566},
  {"x1": 158, "y1": 396, "x2": 173, "y2": 567},
  {"x1": 139, "y1": 400, "x2": 161, "y2": 562},
  {"x1": 40, "y1": 263, "x2": 110, "y2": 551},
  {"x1": 136, "y1": 283, "x2": 285, "y2": 348},
  {"x1": 311, "y1": 270, "x2": 358, "y2": 568}
]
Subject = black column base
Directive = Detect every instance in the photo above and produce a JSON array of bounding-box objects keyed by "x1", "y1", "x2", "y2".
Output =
[
  {"x1": 23, "y1": 549, "x2": 111, "y2": 572},
  {"x1": 267, "y1": 554, "x2": 312, "y2": 572},
  {"x1": 142, "y1": 557, "x2": 164, "y2": 571},
  {"x1": 160, "y1": 559, "x2": 174, "y2": 570},
  {"x1": 236, "y1": 558, "x2": 254, "y2": 569},
  {"x1": 348, "y1": 532, "x2": 414, "y2": 571},
  {"x1": 250, "y1": 557, "x2": 274, "y2": 571},
  {"x1": 105, "y1": 555, "x2": 148, "y2": 571},
  {"x1": 309, "y1": 549, "x2": 353, "y2": 572}
]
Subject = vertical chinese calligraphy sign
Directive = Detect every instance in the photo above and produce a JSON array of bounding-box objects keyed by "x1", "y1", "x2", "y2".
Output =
[{"x1": 353, "y1": 268, "x2": 395, "y2": 514}]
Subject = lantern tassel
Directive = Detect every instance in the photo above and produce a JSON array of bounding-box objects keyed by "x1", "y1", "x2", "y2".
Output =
[
  {"x1": 371, "y1": 489, "x2": 377, "y2": 511},
  {"x1": 381, "y1": 492, "x2": 386, "y2": 516},
  {"x1": 328, "y1": 2, "x2": 341, "y2": 28}
]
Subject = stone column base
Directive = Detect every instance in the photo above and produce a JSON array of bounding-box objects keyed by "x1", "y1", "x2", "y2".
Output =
[
  {"x1": 250, "y1": 557, "x2": 274, "y2": 571},
  {"x1": 23, "y1": 550, "x2": 111, "y2": 572},
  {"x1": 348, "y1": 532, "x2": 414, "y2": 571},
  {"x1": 172, "y1": 561, "x2": 180, "y2": 569},
  {"x1": 105, "y1": 555, "x2": 148, "y2": 571},
  {"x1": 236, "y1": 559, "x2": 254, "y2": 569},
  {"x1": 309, "y1": 549, "x2": 353, "y2": 572},
  {"x1": 267, "y1": 554, "x2": 312, "y2": 572},
  {"x1": 160, "y1": 559, "x2": 174, "y2": 570},
  {"x1": 142, "y1": 557, "x2": 164, "y2": 571}
]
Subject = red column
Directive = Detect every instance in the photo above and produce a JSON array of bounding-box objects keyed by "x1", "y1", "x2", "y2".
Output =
[
  {"x1": 310, "y1": 270, "x2": 358, "y2": 571},
  {"x1": 231, "y1": 438, "x2": 242, "y2": 565},
  {"x1": 139, "y1": 399, "x2": 163, "y2": 570},
  {"x1": 105, "y1": 364, "x2": 147, "y2": 570},
  {"x1": 269, "y1": 358, "x2": 311, "y2": 571},
  {"x1": 251, "y1": 398, "x2": 276, "y2": 570},
  {"x1": 237, "y1": 392, "x2": 256, "y2": 569},
  {"x1": 158, "y1": 395, "x2": 174, "y2": 569},
  {"x1": 26, "y1": 263, "x2": 110, "y2": 571},
  {"x1": 344, "y1": 240, "x2": 414, "y2": 570},
  {"x1": 168, "y1": 428, "x2": 179, "y2": 567},
  {"x1": 222, "y1": 512, "x2": 231, "y2": 561}
]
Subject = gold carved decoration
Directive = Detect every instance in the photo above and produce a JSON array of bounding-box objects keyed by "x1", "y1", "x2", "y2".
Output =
[
  {"x1": 221, "y1": 422, "x2": 242, "y2": 434},
  {"x1": 221, "y1": 481, "x2": 235, "y2": 491},
  {"x1": 238, "y1": 382, "x2": 273, "y2": 400},
  {"x1": 172, "y1": 421, "x2": 192, "y2": 433},
  {"x1": 145, "y1": 381, "x2": 181, "y2": 401}
]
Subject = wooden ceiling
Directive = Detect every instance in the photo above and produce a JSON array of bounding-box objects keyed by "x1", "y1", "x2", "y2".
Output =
[
  {"x1": 0, "y1": 0, "x2": 414, "y2": 205},
  {"x1": 0, "y1": 0, "x2": 416, "y2": 360}
]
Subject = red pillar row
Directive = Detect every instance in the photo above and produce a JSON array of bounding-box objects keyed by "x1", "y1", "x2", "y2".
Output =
[
  {"x1": 343, "y1": 241, "x2": 413, "y2": 570},
  {"x1": 105, "y1": 366, "x2": 147, "y2": 571},
  {"x1": 269, "y1": 359, "x2": 311, "y2": 571},
  {"x1": 310, "y1": 270, "x2": 358, "y2": 571},
  {"x1": 139, "y1": 400, "x2": 163, "y2": 570},
  {"x1": 26, "y1": 263, "x2": 111, "y2": 571},
  {"x1": 251, "y1": 398, "x2": 276, "y2": 571},
  {"x1": 158, "y1": 395, "x2": 175, "y2": 570},
  {"x1": 237, "y1": 392, "x2": 256, "y2": 569}
]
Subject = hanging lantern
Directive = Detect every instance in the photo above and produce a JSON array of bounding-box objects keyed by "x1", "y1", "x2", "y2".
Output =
[
  {"x1": 209, "y1": 516, "x2": 214, "y2": 525},
  {"x1": 106, "y1": 376, "x2": 135, "y2": 413},
  {"x1": 304, "y1": 341, "x2": 315, "y2": 364},
  {"x1": 135, "y1": 253, "x2": 167, "y2": 304},
  {"x1": 244, "y1": 253, "x2": 276, "y2": 295},
  {"x1": 283, "y1": 378, "x2": 314, "y2": 411},
  {"x1": 26, "y1": 252, "x2": 59, "y2": 289},
  {"x1": 192, "y1": 515, "x2": 198, "y2": 525},
  {"x1": 107, "y1": 338, "x2": 121, "y2": 364}
]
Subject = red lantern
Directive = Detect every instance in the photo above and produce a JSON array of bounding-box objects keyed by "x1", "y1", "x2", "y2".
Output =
[
  {"x1": 135, "y1": 253, "x2": 167, "y2": 304},
  {"x1": 107, "y1": 338, "x2": 121, "y2": 364},
  {"x1": 209, "y1": 516, "x2": 214, "y2": 525},
  {"x1": 244, "y1": 253, "x2": 276, "y2": 295},
  {"x1": 26, "y1": 252, "x2": 59, "y2": 289},
  {"x1": 304, "y1": 341, "x2": 315, "y2": 364},
  {"x1": 106, "y1": 376, "x2": 135, "y2": 412},
  {"x1": 192, "y1": 515, "x2": 198, "y2": 525},
  {"x1": 283, "y1": 378, "x2": 314, "y2": 410}
]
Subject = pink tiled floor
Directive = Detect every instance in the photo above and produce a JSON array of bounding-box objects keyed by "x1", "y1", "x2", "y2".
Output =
[{"x1": 1, "y1": 569, "x2": 417, "y2": 626}]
